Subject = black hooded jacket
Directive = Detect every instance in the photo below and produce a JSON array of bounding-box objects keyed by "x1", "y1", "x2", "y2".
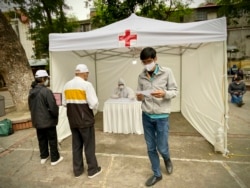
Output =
[{"x1": 28, "y1": 84, "x2": 59, "y2": 129}]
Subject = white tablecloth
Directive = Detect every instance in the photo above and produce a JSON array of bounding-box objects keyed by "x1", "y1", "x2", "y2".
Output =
[{"x1": 103, "y1": 98, "x2": 144, "y2": 134}]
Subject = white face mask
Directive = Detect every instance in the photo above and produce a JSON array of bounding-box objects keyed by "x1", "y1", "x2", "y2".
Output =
[
  {"x1": 44, "y1": 79, "x2": 49, "y2": 86},
  {"x1": 119, "y1": 85, "x2": 124, "y2": 89},
  {"x1": 145, "y1": 62, "x2": 155, "y2": 71}
]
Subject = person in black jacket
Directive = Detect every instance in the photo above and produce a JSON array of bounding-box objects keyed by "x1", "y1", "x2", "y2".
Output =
[
  {"x1": 228, "y1": 76, "x2": 247, "y2": 107},
  {"x1": 28, "y1": 70, "x2": 63, "y2": 165}
]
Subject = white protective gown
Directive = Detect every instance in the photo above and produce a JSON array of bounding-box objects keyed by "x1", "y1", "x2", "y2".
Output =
[{"x1": 111, "y1": 78, "x2": 135, "y2": 100}]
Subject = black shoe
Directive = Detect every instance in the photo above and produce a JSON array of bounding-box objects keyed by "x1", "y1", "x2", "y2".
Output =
[
  {"x1": 240, "y1": 102, "x2": 245, "y2": 106},
  {"x1": 75, "y1": 173, "x2": 83, "y2": 178},
  {"x1": 164, "y1": 159, "x2": 173, "y2": 174},
  {"x1": 88, "y1": 167, "x2": 102, "y2": 178},
  {"x1": 145, "y1": 175, "x2": 162, "y2": 187},
  {"x1": 237, "y1": 101, "x2": 243, "y2": 107}
]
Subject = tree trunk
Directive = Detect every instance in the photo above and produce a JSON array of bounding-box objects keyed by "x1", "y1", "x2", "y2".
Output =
[{"x1": 0, "y1": 10, "x2": 34, "y2": 111}]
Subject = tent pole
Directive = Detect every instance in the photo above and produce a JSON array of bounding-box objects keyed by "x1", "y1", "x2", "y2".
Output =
[
  {"x1": 180, "y1": 46, "x2": 182, "y2": 111},
  {"x1": 223, "y1": 41, "x2": 229, "y2": 156},
  {"x1": 94, "y1": 53, "x2": 98, "y2": 96},
  {"x1": 49, "y1": 52, "x2": 53, "y2": 90}
]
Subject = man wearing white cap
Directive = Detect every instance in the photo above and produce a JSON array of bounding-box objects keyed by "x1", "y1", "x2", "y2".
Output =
[
  {"x1": 63, "y1": 64, "x2": 102, "y2": 178},
  {"x1": 28, "y1": 69, "x2": 63, "y2": 166}
]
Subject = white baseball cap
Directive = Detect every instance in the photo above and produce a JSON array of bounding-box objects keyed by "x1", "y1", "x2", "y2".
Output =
[
  {"x1": 35, "y1": 70, "x2": 49, "y2": 78},
  {"x1": 75, "y1": 64, "x2": 89, "y2": 73}
]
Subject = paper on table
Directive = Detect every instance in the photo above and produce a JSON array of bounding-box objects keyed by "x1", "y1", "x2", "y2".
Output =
[{"x1": 136, "y1": 90, "x2": 154, "y2": 96}]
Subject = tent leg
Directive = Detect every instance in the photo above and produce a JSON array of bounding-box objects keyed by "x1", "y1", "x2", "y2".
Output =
[{"x1": 223, "y1": 41, "x2": 230, "y2": 156}]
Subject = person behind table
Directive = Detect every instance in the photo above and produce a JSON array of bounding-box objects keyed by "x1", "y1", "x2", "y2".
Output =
[
  {"x1": 228, "y1": 76, "x2": 246, "y2": 107},
  {"x1": 111, "y1": 78, "x2": 135, "y2": 99},
  {"x1": 28, "y1": 70, "x2": 63, "y2": 166},
  {"x1": 63, "y1": 64, "x2": 102, "y2": 178},
  {"x1": 136, "y1": 47, "x2": 178, "y2": 187}
]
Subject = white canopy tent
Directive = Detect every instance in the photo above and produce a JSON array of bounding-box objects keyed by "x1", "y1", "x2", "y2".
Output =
[{"x1": 49, "y1": 14, "x2": 229, "y2": 154}]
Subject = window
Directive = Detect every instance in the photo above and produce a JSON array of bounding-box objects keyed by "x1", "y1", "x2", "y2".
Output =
[
  {"x1": 196, "y1": 10, "x2": 207, "y2": 21},
  {"x1": 80, "y1": 23, "x2": 91, "y2": 32}
]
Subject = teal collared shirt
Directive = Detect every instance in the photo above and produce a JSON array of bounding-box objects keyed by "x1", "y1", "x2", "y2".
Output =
[
  {"x1": 149, "y1": 64, "x2": 159, "y2": 81},
  {"x1": 143, "y1": 112, "x2": 169, "y2": 119}
]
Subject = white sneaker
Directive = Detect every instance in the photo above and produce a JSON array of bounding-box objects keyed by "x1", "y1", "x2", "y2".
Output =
[
  {"x1": 51, "y1": 156, "x2": 63, "y2": 166},
  {"x1": 40, "y1": 156, "x2": 49, "y2": 164}
]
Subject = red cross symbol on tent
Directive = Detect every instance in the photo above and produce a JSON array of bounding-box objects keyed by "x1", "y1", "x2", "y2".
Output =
[{"x1": 118, "y1": 30, "x2": 137, "y2": 47}]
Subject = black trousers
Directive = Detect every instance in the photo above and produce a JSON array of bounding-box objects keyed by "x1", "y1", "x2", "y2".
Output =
[
  {"x1": 70, "y1": 126, "x2": 99, "y2": 176},
  {"x1": 36, "y1": 126, "x2": 60, "y2": 162}
]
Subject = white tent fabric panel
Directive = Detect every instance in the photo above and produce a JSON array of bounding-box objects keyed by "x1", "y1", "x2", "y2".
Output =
[
  {"x1": 57, "y1": 107, "x2": 71, "y2": 142},
  {"x1": 50, "y1": 50, "x2": 181, "y2": 112},
  {"x1": 181, "y1": 42, "x2": 228, "y2": 147},
  {"x1": 96, "y1": 54, "x2": 181, "y2": 111},
  {"x1": 50, "y1": 52, "x2": 97, "y2": 92}
]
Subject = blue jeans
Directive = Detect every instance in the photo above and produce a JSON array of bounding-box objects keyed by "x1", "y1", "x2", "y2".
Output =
[
  {"x1": 231, "y1": 94, "x2": 243, "y2": 104},
  {"x1": 142, "y1": 113, "x2": 170, "y2": 177}
]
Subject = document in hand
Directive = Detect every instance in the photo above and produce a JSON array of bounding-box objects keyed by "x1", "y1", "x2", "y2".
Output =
[{"x1": 136, "y1": 90, "x2": 154, "y2": 96}]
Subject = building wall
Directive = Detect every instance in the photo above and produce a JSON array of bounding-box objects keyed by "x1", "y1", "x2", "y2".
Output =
[
  {"x1": 207, "y1": 12, "x2": 217, "y2": 20},
  {"x1": 227, "y1": 28, "x2": 250, "y2": 60},
  {"x1": 186, "y1": 5, "x2": 250, "y2": 63},
  {"x1": 10, "y1": 19, "x2": 34, "y2": 59},
  {"x1": 227, "y1": 13, "x2": 250, "y2": 60},
  {"x1": 17, "y1": 20, "x2": 34, "y2": 59}
]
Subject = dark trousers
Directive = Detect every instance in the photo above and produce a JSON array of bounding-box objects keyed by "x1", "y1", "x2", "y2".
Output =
[
  {"x1": 36, "y1": 127, "x2": 60, "y2": 162},
  {"x1": 71, "y1": 126, "x2": 98, "y2": 176}
]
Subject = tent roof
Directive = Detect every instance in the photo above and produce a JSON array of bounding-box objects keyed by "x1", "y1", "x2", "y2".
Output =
[{"x1": 49, "y1": 14, "x2": 227, "y2": 52}]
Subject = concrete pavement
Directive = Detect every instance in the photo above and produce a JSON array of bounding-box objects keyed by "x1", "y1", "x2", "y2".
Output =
[{"x1": 0, "y1": 92, "x2": 249, "y2": 188}]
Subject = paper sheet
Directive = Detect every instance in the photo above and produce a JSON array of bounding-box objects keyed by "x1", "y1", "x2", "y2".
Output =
[{"x1": 136, "y1": 90, "x2": 154, "y2": 96}]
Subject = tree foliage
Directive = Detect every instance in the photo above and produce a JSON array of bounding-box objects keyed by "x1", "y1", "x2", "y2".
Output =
[
  {"x1": 7, "y1": 0, "x2": 79, "y2": 59},
  {"x1": 217, "y1": 0, "x2": 250, "y2": 24},
  {"x1": 138, "y1": 0, "x2": 193, "y2": 22},
  {"x1": 91, "y1": 0, "x2": 193, "y2": 28}
]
